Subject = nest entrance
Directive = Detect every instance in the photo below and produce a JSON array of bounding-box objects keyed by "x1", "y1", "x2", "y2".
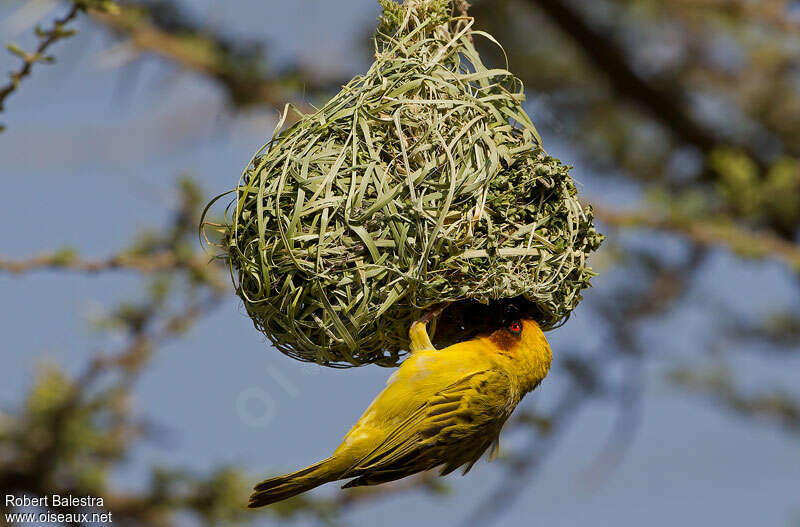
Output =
[{"x1": 429, "y1": 297, "x2": 546, "y2": 349}]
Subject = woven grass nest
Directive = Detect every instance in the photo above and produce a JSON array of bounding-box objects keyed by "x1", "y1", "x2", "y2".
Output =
[{"x1": 208, "y1": 0, "x2": 603, "y2": 367}]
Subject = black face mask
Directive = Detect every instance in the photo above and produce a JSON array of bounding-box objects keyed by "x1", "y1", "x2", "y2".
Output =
[{"x1": 429, "y1": 296, "x2": 544, "y2": 346}]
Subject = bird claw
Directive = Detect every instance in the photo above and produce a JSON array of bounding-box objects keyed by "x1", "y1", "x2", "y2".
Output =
[{"x1": 417, "y1": 304, "x2": 445, "y2": 324}]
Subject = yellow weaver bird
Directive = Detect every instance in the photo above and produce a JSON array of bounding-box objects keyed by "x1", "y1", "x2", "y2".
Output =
[{"x1": 248, "y1": 307, "x2": 552, "y2": 508}]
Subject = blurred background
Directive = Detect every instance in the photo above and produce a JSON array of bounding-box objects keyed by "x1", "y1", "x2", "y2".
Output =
[{"x1": 1, "y1": 0, "x2": 799, "y2": 526}]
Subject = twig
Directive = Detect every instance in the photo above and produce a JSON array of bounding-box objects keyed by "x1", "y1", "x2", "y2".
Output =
[
  {"x1": 88, "y1": 5, "x2": 333, "y2": 111},
  {"x1": 1, "y1": 250, "x2": 180, "y2": 274},
  {"x1": 591, "y1": 202, "x2": 800, "y2": 272},
  {"x1": 669, "y1": 0, "x2": 800, "y2": 32},
  {"x1": 0, "y1": 250, "x2": 227, "y2": 289},
  {"x1": 0, "y1": 4, "x2": 82, "y2": 123}
]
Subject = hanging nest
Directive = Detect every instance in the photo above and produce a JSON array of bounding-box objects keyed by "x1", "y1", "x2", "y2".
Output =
[{"x1": 205, "y1": 0, "x2": 603, "y2": 367}]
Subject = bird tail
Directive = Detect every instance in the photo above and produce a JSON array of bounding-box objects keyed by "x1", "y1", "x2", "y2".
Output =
[{"x1": 248, "y1": 457, "x2": 343, "y2": 508}]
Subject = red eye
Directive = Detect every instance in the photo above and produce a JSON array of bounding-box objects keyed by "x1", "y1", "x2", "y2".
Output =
[{"x1": 509, "y1": 321, "x2": 522, "y2": 333}]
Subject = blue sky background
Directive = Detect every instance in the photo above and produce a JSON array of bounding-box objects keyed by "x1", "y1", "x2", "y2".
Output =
[{"x1": 1, "y1": 1, "x2": 799, "y2": 526}]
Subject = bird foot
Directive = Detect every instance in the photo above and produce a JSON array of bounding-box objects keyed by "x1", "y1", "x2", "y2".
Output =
[{"x1": 409, "y1": 304, "x2": 445, "y2": 353}]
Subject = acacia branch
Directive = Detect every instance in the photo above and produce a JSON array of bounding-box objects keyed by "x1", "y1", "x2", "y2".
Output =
[
  {"x1": 592, "y1": 202, "x2": 800, "y2": 272},
  {"x1": 1, "y1": 250, "x2": 178, "y2": 273},
  {"x1": 0, "y1": 249, "x2": 228, "y2": 289}
]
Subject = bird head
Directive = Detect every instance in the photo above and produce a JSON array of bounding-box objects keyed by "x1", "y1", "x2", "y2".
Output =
[
  {"x1": 481, "y1": 303, "x2": 553, "y2": 391},
  {"x1": 482, "y1": 304, "x2": 545, "y2": 350}
]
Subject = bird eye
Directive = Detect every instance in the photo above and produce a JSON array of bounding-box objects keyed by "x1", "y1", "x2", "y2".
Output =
[{"x1": 509, "y1": 321, "x2": 522, "y2": 333}]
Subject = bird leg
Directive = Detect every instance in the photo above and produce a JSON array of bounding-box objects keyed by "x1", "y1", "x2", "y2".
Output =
[{"x1": 409, "y1": 304, "x2": 445, "y2": 353}]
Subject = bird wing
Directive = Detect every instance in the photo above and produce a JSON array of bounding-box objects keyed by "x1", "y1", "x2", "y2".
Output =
[{"x1": 343, "y1": 368, "x2": 516, "y2": 482}]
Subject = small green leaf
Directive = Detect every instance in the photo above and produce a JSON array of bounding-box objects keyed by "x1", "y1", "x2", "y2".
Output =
[{"x1": 5, "y1": 43, "x2": 29, "y2": 60}]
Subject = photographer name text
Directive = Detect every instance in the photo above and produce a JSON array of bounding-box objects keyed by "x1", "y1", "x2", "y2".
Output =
[{"x1": 5, "y1": 495, "x2": 104, "y2": 508}]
